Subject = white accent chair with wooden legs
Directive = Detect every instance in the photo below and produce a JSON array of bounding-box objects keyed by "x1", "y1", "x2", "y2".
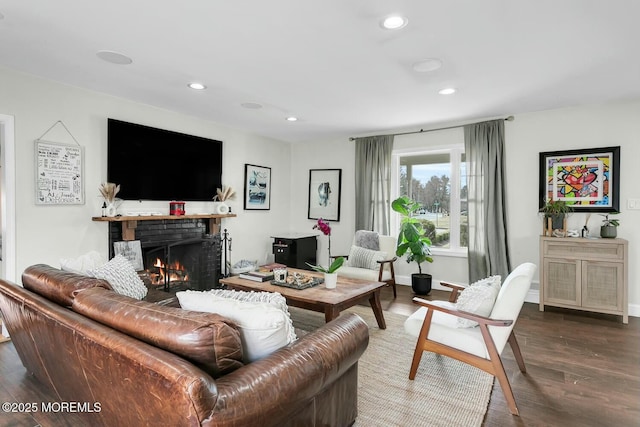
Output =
[
  {"x1": 335, "y1": 233, "x2": 398, "y2": 298},
  {"x1": 403, "y1": 263, "x2": 537, "y2": 416}
]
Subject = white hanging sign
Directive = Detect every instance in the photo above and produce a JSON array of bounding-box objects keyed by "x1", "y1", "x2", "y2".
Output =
[{"x1": 35, "y1": 140, "x2": 84, "y2": 205}]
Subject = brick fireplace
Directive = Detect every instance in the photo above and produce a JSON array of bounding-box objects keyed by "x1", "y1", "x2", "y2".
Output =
[{"x1": 107, "y1": 217, "x2": 222, "y2": 292}]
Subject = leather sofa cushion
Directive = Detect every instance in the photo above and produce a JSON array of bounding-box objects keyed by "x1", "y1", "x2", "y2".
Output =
[
  {"x1": 72, "y1": 287, "x2": 244, "y2": 378},
  {"x1": 22, "y1": 264, "x2": 112, "y2": 307}
]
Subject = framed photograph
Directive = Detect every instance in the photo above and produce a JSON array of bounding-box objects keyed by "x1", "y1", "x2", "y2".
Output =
[
  {"x1": 244, "y1": 164, "x2": 271, "y2": 210},
  {"x1": 308, "y1": 169, "x2": 342, "y2": 221},
  {"x1": 539, "y1": 146, "x2": 620, "y2": 212}
]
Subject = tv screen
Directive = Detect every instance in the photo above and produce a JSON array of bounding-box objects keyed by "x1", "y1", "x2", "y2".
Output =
[{"x1": 107, "y1": 119, "x2": 223, "y2": 201}]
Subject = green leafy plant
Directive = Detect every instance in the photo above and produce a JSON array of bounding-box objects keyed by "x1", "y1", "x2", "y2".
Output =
[
  {"x1": 601, "y1": 212, "x2": 620, "y2": 227},
  {"x1": 540, "y1": 199, "x2": 573, "y2": 215},
  {"x1": 392, "y1": 196, "x2": 433, "y2": 274},
  {"x1": 306, "y1": 256, "x2": 345, "y2": 274}
]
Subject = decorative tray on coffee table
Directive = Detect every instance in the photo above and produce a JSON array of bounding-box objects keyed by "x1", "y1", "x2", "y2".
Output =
[{"x1": 271, "y1": 272, "x2": 324, "y2": 290}]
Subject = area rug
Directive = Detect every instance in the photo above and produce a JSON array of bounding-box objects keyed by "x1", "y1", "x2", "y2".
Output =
[{"x1": 289, "y1": 305, "x2": 494, "y2": 427}]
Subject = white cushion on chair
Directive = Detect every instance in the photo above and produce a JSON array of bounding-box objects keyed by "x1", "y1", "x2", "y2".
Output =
[
  {"x1": 337, "y1": 265, "x2": 392, "y2": 282},
  {"x1": 404, "y1": 303, "x2": 489, "y2": 358}
]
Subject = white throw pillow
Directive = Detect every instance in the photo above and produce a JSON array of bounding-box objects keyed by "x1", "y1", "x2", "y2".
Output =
[
  {"x1": 60, "y1": 251, "x2": 106, "y2": 275},
  {"x1": 176, "y1": 290, "x2": 295, "y2": 363},
  {"x1": 455, "y1": 275, "x2": 501, "y2": 328},
  {"x1": 199, "y1": 289, "x2": 296, "y2": 344},
  {"x1": 347, "y1": 245, "x2": 387, "y2": 270},
  {"x1": 88, "y1": 254, "x2": 148, "y2": 300}
]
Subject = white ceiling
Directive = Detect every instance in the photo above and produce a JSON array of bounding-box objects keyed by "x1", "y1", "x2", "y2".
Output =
[{"x1": 1, "y1": 0, "x2": 639, "y2": 143}]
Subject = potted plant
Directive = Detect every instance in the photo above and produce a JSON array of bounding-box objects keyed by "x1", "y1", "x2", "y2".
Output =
[
  {"x1": 392, "y1": 196, "x2": 433, "y2": 295},
  {"x1": 600, "y1": 212, "x2": 620, "y2": 238},
  {"x1": 540, "y1": 199, "x2": 573, "y2": 234},
  {"x1": 306, "y1": 257, "x2": 345, "y2": 289}
]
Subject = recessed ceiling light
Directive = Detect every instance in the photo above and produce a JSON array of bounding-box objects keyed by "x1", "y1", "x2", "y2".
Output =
[
  {"x1": 381, "y1": 15, "x2": 408, "y2": 30},
  {"x1": 438, "y1": 88, "x2": 456, "y2": 95},
  {"x1": 96, "y1": 50, "x2": 133, "y2": 65},
  {"x1": 188, "y1": 82, "x2": 206, "y2": 90},
  {"x1": 241, "y1": 102, "x2": 263, "y2": 109},
  {"x1": 412, "y1": 58, "x2": 443, "y2": 73},
  {"x1": 286, "y1": 116, "x2": 298, "y2": 122}
]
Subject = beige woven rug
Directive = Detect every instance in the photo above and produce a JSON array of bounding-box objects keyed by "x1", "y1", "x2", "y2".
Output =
[{"x1": 289, "y1": 305, "x2": 494, "y2": 427}]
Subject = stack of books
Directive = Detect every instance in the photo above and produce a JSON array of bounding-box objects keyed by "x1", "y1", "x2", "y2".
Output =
[{"x1": 238, "y1": 270, "x2": 274, "y2": 282}]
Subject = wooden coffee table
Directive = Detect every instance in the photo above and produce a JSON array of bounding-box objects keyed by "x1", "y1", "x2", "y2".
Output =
[{"x1": 219, "y1": 269, "x2": 387, "y2": 329}]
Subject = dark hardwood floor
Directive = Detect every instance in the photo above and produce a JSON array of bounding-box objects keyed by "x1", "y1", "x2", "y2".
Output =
[{"x1": 1, "y1": 285, "x2": 638, "y2": 426}]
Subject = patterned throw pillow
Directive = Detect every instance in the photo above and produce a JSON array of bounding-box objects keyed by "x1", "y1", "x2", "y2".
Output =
[
  {"x1": 455, "y1": 275, "x2": 501, "y2": 328},
  {"x1": 347, "y1": 245, "x2": 388, "y2": 270},
  {"x1": 88, "y1": 254, "x2": 148, "y2": 300}
]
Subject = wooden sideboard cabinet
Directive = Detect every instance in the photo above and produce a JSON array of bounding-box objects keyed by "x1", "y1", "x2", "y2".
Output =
[{"x1": 539, "y1": 236, "x2": 628, "y2": 323}]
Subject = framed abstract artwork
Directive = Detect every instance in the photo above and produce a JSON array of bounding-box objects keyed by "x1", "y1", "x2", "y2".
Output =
[
  {"x1": 244, "y1": 164, "x2": 271, "y2": 210},
  {"x1": 538, "y1": 146, "x2": 620, "y2": 212},
  {"x1": 308, "y1": 169, "x2": 342, "y2": 221}
]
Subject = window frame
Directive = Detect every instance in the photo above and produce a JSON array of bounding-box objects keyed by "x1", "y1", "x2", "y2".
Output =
[{"x1": 391, "y1": 144, "x2": 467, "y2": 258}]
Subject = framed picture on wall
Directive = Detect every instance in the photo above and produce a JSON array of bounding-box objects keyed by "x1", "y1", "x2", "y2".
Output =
[
  {"x1": 308, "y1": 169, "x2": 342, "y2": 221},
  {"x1": 244, "y1": 164, "x2": 271, "y2": 210},
  {"x1": 538, "y1": 146, "x2": 620, "y2": 212}
]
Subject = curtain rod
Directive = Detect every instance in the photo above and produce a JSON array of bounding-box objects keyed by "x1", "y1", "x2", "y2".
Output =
[{"x1": 348, "y1": 115, "x2": 515, "y2": 141}]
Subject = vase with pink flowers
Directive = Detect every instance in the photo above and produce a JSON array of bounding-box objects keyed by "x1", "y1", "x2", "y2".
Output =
[{"x1": 306, "y1": 218, "x2": 344, "y2": 288}]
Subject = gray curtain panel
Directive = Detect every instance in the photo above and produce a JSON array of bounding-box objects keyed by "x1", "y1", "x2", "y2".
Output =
[
  {"x1": 464, "y1": 120, "x2": 511, "y2": 282},
  {"x1": 354, "y1": 135, "x2": 394, "y2": 234}
]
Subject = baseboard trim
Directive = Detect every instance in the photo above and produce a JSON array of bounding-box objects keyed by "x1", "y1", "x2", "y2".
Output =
[{"x1": 396, "y1": 275, "x2": 638, "y2": 319}]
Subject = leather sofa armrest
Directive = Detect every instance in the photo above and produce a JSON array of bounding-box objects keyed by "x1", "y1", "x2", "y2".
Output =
[{"x1": 209, "y1": 313, "x2": 369, "y2": 425}]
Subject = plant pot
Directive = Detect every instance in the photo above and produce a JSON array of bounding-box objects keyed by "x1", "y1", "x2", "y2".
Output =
[
  {"x1": 324, "y1": 272, "x2": 338, "y2": 289},
  {"x1": 411, "y1": 273, "x2": 432, "y2": 295},
  {"x1": 600, "y1": 225, "x2": 617, "y2": 238},
  {"x1": 545, "y1": 213, "x2": 565, "y2": 230}
]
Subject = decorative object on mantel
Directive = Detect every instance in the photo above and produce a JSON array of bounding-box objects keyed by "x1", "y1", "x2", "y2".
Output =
[
  {"x1": 169, "y1": 201, "x2": 186, "y2": 216},
  {"x1": 600, "y1": 212, "x2": 620, "y2": 238},
  {"x1": 35, "y1": 120, "x2": 84, "y2": 205},
  {"x1": 98, "y1": 182, "x2": 121, "y2": 217},
  {"x1": 213, "y1": 185, "x2": 235, "y2": 214}
]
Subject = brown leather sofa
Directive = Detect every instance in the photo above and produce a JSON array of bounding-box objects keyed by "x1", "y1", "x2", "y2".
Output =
[{"x1": 0, "y1": 264, "x2": 369, "y2": 426}]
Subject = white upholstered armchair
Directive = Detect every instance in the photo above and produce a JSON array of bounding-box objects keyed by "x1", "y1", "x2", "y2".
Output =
[
  {"x1": 403, "y1": 262, "x2": 537, "y2": 416},
  {"x1": 335, "y1": 231, "x2": 398, "y2": 297}
]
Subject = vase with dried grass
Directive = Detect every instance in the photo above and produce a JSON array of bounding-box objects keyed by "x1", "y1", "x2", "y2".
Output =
[
  {"x1": 99, "y1": 182, "x2": 121, "y2": 217},
  {"x1": 213, "y1": 186, "x2": 236, "y2": 214}
]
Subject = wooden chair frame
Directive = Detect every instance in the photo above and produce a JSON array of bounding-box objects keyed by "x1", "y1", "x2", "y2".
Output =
[{"x1": 409, "y1": 281, "x2": 527, "y2": 416}]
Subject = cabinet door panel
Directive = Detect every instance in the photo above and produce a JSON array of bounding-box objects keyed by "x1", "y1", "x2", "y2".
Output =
[
  {"x1": 582, "y1": 261, "x2": 623, "y2": 310},
  {"x1": 544, "y1": 258, "x2": 580, "y2": 306}
]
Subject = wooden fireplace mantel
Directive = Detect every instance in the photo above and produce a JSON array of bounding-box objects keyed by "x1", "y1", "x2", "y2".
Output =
[{"x1": 92, "y1": 214, "x2": 236, "y2": 241}]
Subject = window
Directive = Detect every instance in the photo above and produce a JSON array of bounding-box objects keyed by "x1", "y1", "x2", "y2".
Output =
[{"x1": 393, "y1": 146, "x2": 467, "y2": 255}]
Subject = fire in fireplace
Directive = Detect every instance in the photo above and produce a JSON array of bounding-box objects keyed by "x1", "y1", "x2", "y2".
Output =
[
  {"x1": 142, "y1": 236, "x2": 220, "y2": 293},
  {"x1": 109, "y1": 218, "x2": 222, "y2": 293}
]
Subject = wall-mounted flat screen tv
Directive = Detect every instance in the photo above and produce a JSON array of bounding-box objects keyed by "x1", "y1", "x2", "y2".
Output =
[{"x1": 107, "y1": 119, "x2": 223, "y2": 201}]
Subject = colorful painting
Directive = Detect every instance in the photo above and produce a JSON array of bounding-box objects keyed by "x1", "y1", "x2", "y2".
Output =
[{"x1": 539, "y1": 147, "x2": 620, "y2": 212}]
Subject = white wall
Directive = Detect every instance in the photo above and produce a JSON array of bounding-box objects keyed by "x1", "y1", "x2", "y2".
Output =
[
  {"x1": 295, "y1": 99, "x2": 640, "y2": 316},
  {"x1": 0, "y1": 66, "x2": 292, "y2": 278}
]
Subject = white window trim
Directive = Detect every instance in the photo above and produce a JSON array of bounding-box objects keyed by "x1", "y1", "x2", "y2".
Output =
[{"x1": 391, "y1": 144, "x2": 467, "y2": 258}]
